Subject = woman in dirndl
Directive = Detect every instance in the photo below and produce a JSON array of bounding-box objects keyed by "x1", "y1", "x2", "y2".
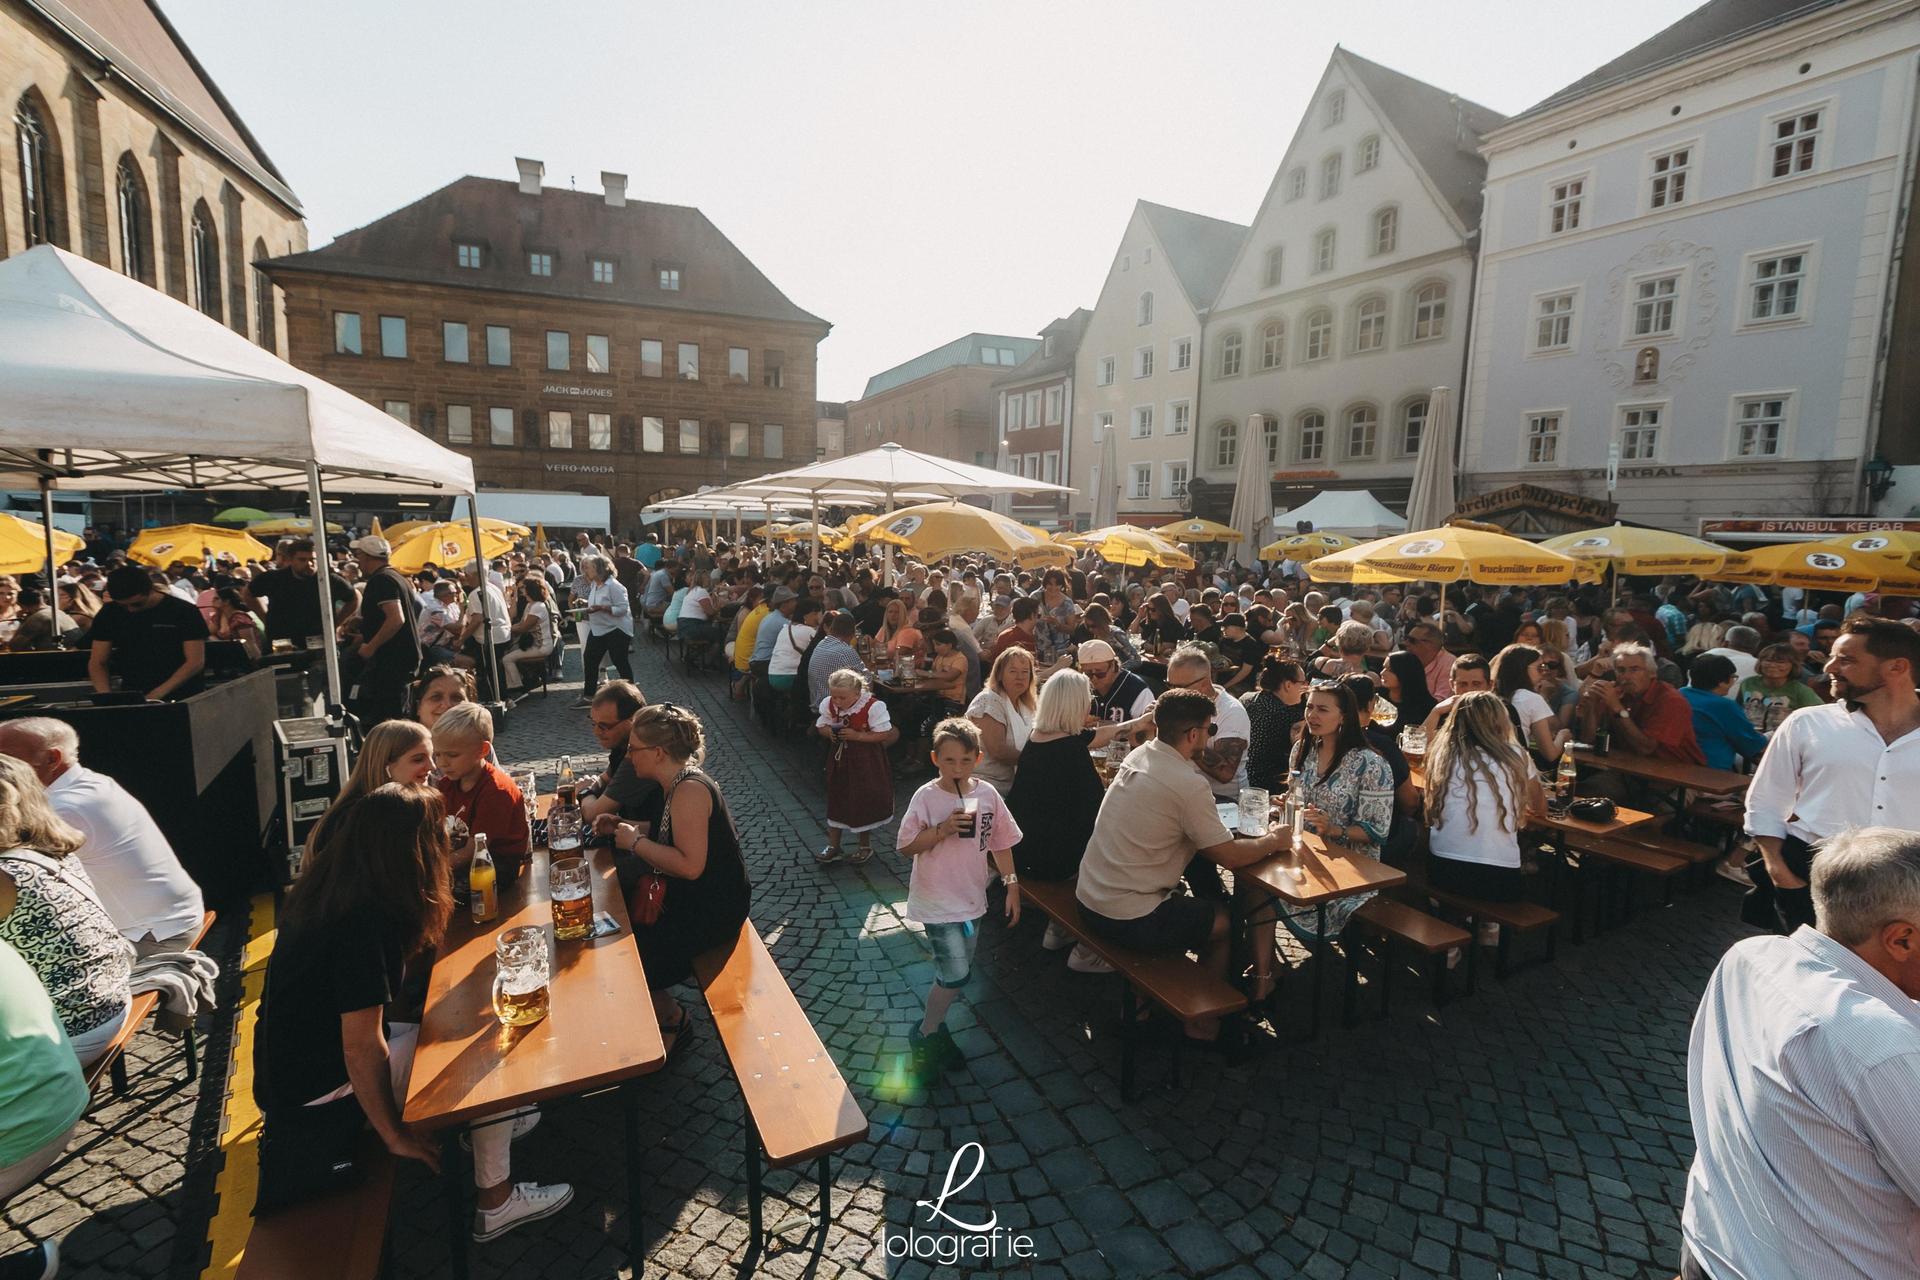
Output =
[{"x1": 814, "y1": 667, "x2": 898, "y2": 866}]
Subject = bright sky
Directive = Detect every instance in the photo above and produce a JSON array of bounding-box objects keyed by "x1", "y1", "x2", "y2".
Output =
[{"x1": 165, "y1": 0, "x2": 1701, "y2": 403}]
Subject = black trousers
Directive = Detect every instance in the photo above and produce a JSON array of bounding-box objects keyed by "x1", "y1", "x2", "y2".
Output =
[
  {"x1": 582, "y1": 628, "x2": 633, "y2": 689},
  {"x1": 1741, "y1": 833, "x2": 1817, "y2": 934},
  {"x1": 347, "y1": 661, "x2": 411, "y2": 730}
]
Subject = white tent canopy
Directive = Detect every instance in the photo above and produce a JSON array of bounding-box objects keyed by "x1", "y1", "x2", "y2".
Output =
[
  {"x1": 0, "y1": 246, "x2": 474, "y2": 495},
  {"x1": 1276, "y1": 489, "x2": 1409, "y2": 538},
  {"x1": 731, "y1": 442, "x2": 1076, "y2": 500}
]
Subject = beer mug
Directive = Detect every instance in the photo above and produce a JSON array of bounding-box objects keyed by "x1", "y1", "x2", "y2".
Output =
[
  {"x1": 1237, "y1": 787, "x2": 1270, "y2": 837},
  {"x1": 550, "y1": 857, "x2": 593, "y2": 941},
  {"x1": 492, "y1": 926, "x2": 550, "y2": 1027},
  {"x1": 547, "y1": 806, "x2": 584, "y2": 854}
]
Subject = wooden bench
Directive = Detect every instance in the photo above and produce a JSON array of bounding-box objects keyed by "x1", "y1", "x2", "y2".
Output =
[
  {"x1": 693, "y1": 920, "x2": 869, "y2": 1262},
  {"x1": 1424, "y1": 888, "x2": 1559, "y2": 980},
  {"x1": 1563, "y1": 837, "x2": 1689, "y2": 935},
  {"x1": 234, "y1": 1137, "x2": 394, "y2": 1280},
  {"x1": 85, "y1": 909, "x2": 215, "y2": 1097},
  {"x1": 1343, "y1": 898, "x2": 1472, "y2": 1022},
  {"x1": 1017, "y1": 878, "x2": 1246, "y2": 1101}
]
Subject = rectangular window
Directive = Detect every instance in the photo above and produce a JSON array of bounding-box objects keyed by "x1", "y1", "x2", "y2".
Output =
[
  {"x1": 485, "y1": 324, "x2": 510, "y2": 366},
  {"x1": 1353, "y1": 303, "x2": 1386, "y2": 353},
  {"x1": 456, "y1": 242, "x2": 482, "y2": 269},
  {"x1": 642, "y1": 416, "x2": 665, "y2": 452},
  {"x1": 729, "y1": 422, "x2": 750, "y2": 457},
  {"x1": 1288, "y1": 168, "x2": 1306, "y2": 201},
  {"x1": 1131, "y1": 405, "x2": 1153, "y2": 438},
  {"x1": 1736, "y1": 397, "x2": 1786, "y2": 457},
  {"x1": 1771, "y1": 110, "x2": 1821, "y2": 179},
  {"x1": 1346, "y1": 409, "x2": 1377, "y2": 460},
  {"x1": 333, "y1": 311, "x2": 362, "y2": 355},
  {"x1": 1130, "y1": 464, "x2": 1152, "y2": 499},
  {"x1": 1306, "y1": 313, "x2": 1332, "y2": 362},
  {"x1": 1263, "y1": 246, "x2": 1283, "y2": 288},
  {"x1": 640, "y1": 339, "x2": 663, "y2": 378},
  {"x1": 591, "y1": 258, "x2": 615, "y2": 284},
  {"x1": 1021, "y1": 389, "x2": 1038, "y2": 426},
  {"x1": 1043, "y1": 452, "x2": 1060, "y2": 484},
  {"x1": 679, "y1": 419, "x2": 700, "y2": 454},
  {"x1": 383, "y1": 400, "x2": 410, "y2": 425},
  {"x1": 1169, "y1": 400, "x2": 1190, "y2": 436},
  {"x1": 1620, "y1": 406, "x2": 1661, "y2": 461},
  {"x1": 528, "y1": 252, "x2": 553, "y2": 277},
  {"x1": 1165, "y1": 461, "x2": 1188, "y2": 499},
  {"x1": 1172, "y1": 337, "x2": 1192, "y2": 371},
  {"x1": 588, "y1": 412, "x2": 612, "y2": 451},
  {"x1": 489, "y1": 406, "x2": 515, "y2": 446},
  {"x1": 1298, "y1": 413, "x2": 1326, "y2": 462},
  {"x1": 379, "y1": 315, "x2": 406, "y2": 358},
  {"x1": 657, "y1": 265, "x2": 681, "y2": 291},
  {"x1": 442, "y1": 321, "x2": 469, "y2": 363},
  {"x1": 586, "y1": 334, "x2": 610, "y2": 374},
  {"x1": 1022, "y1": 454, "x2": 1040, "y2": 480},
  {"x1": 1649, "y1": 146, "x2": 1691, "y2": 209},
  {"x1": 1632, "y1": 275, "x2": 1679, "y2": 338},
  {"x1": 1044, "y1": 386, "x2": 1063, "y2": 425},
  {"x1": 1526, "y1": 413, "x2": 1560, "y2": 464},
  {"x1": 1320, "y1": 153, "x2": 1341, "y2": 199},
  {"x1": 1006, "y1": 395, "x2": 1024, "y2": 431},
  {"x1": 728, "y1": 347, "x2": 749, "y2": 383},
  {"x1": 547, "y1": 411, "x2": 572, "y2": 448},
  {"x1": 546, "y1": 330, "x2": 570, "y2": 370},
  {"x1": 763, "y1": 424, "x2": 784, "y2": 458},
  {"x1": 1400, "y1": 400, "x2": 1428, "y2": 456},
  {"x1": 1549, "y1": 177, "x2": 1584, "y2": 234},
  {"x1": 1534, "y1": 293, "x2": 1575, "y2": 352},
  {"x1": 1134, "y1": 345, "x2": 1153, "y2": 378},
  {"x1": 1357, "y1": 135, "x2": 1380, "y2": 172},
  {"x1": 763, "y1": 351, "x2": 785, "y2": 388},
  {"x1": 1313, "y1": 229, "x2": 1335, "y2": 274},
  {"x1": 677, "y1": 343, "x2": 699, "y2": 380},
  {"x1": 1749, "y1": 251, "x2": 1807, "y2": 323},
  {"x1": 1372, "y1": 207, "x2": 1397, "y2": 256},
  {"x1": 1097, "y1": 356, "x2": 1115, "y2": 386},
  {"x1": 446, "y1": 404, "x2": 473, "y2": 444}
]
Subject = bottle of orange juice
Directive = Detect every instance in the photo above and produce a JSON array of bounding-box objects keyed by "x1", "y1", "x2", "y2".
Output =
[{"x1": 469, "y1": 833, "x2": 498, "y2": 924}]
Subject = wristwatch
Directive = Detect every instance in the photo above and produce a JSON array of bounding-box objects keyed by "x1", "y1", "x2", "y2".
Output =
[
  {"x1": 1615, "y1": 708, "x2": 1631, "y2": 719},
  {"x1": 1002, "y1": 873, "x2": 1020, "y2": 886}
]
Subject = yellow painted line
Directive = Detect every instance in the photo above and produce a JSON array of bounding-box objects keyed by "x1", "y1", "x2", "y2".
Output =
[{"x1": 199, "y1": 892, "x2": 277, "y2": 1280}]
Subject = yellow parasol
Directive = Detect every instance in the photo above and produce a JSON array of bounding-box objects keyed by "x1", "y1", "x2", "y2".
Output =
[
  {"x1": 533, "y1": 523, "x2": 549, "y2": 554},
  {"x1": 127, "y1": 524, "x2": 272, "y2": 567},
  {"x1": 1260, "y1": 531, "x2": 1360, "y2": 562},
  {"x1": 385, "y1": 522, "x2": 519, "y2": 574},
  {"x1": 1539, "y1": 524, "x2": 1729, "y2": 575},
  {"x1": 1092, "y1": 525, "x2": 1197, "y2": 570},
  {"x1": 1157, "y1": 517, "x2": 1244, "y2": 543},
  {"x1": 0, "y1": 515, "x2": 83, "y2": 574},
  {"x1": 1804, "y1": 529, "x2": 1920, "y2": 570},
  {"x1": 1309, "y1": 526, "x2": 1588, "y2": 586},
  {"x1": 749, "y1": 522, "x2": 794, "y2": 539},
  {"x1": 775, "y1": 521, "x2": 840, "y2": 543},
  {"x1": 369, "y1": 516, "x2": 384, "y2": 539},
  {"x1": 1013, "y1": 541, "x2": 1074, "y2": 569},
  {"x1": 248, "y1": 516, "x2": 344, "y2": 536},
  {"x1": 862, "y1": 502, "x2": 1059, "y2": 564},
  {"x1": 1711, "y1": 542, "x2": 1902, "y2": 593},
  {"x1": 383, "y1": 516, "x2": 530, "y2": 545}
]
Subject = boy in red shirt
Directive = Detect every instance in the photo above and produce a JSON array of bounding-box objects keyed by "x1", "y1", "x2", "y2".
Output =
[{"x1": 433, "y1": 702, "x2": 531, "y2": 885}]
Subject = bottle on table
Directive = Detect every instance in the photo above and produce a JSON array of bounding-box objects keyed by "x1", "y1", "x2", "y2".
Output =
[
  {"x1": 1556, "y1": 752, "x2": 1578, "y2": 801},
  {"x1": 556, "y1": 754, "x2": 576, "y2": 808},
  {"x1": 469, "y1": 833, "x2": 498, "y2": 924}
]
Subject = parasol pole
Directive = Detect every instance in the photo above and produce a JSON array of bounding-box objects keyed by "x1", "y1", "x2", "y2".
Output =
[
  {"x1": 468, "y1": 503, "x2": 502, "y2": 703},
  {"x1": 304, "y1": 462, "x2": 344, "y2": 719},
  {"x1": 810, "y1": 494, "x2": 821, "y2": 573},
  {"x1": 38, "y1": 463, "x2": 57, "y2": 592}
]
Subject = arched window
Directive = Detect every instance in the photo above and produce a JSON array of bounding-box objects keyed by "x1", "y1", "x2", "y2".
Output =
[
  {"x1": 1262, "y1": 415, "x2": 1281, "y2": 465},
  {"x1": 1352, "y1": 296, "x2": 1388, "y2": 353},
  {"x1": 1137, "y1": 291, "x2": 1153, "y2": 325},
  {"x1": 115, "y1": 156, "x2": 153, "y2": 283},
  {"x1": 14, "y1": 95, "x2": 64, "y2": 248},
  {"x1": 1400, "y1": 397, "x2": 1430, "y2": 456},
  {"x1": 1216, "y1": 330, "x2": 1243, "y2": 378},
  {"x1": 1313, "y1": 227, "x2": 1336, "y2": 274},
  {"x1": 1324, "y1": 91, "x2": 1345, "y2": 128},
  {"x1": 1296, "y1": 411, "x2": 1327, "y2": 462},
  {"x1": 1345, "y1": 404, "x2": 1379, "y2": 460},
  {"x1": 1410, "y1": 281, "x2": 1448, "y2": 342},
  {"x1": 1212, "y1": 420, "x2": 1239, "y2": 469},
  {"x1": 1303, "y1": 308, "x2": 1333, "y2": 362},
  {"x1": 1258, "y1": 319, "x2": 1286, "y2": 371},
  {"x1": 1371, "y1": 205, "x2": 1398, "y2": 256},
  {"x1": 1320, "y1": 152, "x2": 1341, "y2": 200},
  {"x1": 252, "y1": 238, "x2": 275, "y2": 351},
  {"x1": 190, "y1": 201, "x2": 222, "y2": 321},
  {"x1": 1357, "y1": 134, "x2": 1381, "y2": 173}
]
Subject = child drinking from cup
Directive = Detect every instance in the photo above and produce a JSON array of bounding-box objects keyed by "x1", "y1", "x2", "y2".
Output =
[
  {"x1": 894, "y1": 718, "x2": 1022, "y2": 1084},
  {"x1": 814, "y1": 668, "x2": 898, "y2": 865},
  {"x1": 433, "y1": 702, "x2": 531, "y2": 889}
]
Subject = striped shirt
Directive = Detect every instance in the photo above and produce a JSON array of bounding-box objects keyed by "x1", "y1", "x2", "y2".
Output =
[{"x1": 1683, "y1": 927, "x2": 1920, "y2": 1279}]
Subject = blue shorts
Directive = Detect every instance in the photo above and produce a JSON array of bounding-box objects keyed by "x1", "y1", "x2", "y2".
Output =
[{"x1": 924, "y1": 919, "x2": 979, "y2": 989}]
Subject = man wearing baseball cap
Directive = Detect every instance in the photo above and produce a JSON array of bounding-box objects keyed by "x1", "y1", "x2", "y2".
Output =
[
  {"x1": 1080, "y1": 640, "x2": 1153, "y2": 724},
  {"x1": 344, "y1": 535, "x2": 419, "y2": 724}
]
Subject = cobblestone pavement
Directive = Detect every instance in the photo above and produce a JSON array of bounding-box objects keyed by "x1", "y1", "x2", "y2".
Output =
[{"x1": 3, "y1": 634, "x2": 1761, "y2": 1279}]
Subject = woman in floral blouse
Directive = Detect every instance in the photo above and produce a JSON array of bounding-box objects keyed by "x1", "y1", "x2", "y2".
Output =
[{"x1": 1282, "y1": 682, "x2": 1395, "y2": 942}]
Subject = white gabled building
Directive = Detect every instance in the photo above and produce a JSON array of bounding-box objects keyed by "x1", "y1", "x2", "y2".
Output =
[
  {"x1": 1068, "y1": 200, "x2": 1245, "y2": 528},
  {"x1": 1459, "y1": 0, "x2": 1920, "y2": 530},
  {"x1": 1193, "y1": 49, "x2": 1504, "y2": 522}
]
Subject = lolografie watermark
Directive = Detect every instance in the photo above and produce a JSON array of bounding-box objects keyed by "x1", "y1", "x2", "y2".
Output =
[{"x1": 884, "y1": 1142, "x2": 1038, "y2": 1265}]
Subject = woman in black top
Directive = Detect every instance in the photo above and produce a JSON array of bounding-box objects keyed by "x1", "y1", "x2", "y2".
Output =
[
  {"x1": 1241, "y1": 657, "x2": 1308, "y2": 792},
  {"x1": 601, "y1": 705, "x2": 751, "y2": 1056},
  {"x1": 1005, "y1": 670, "x2": 1142, "y2": 881},
  {"x1": 1378, "y1": 650, "x2": 1439, "y2": 734},
  {"x1": 1132, "y1": 594, "x2": 1188, "y2": 650}
]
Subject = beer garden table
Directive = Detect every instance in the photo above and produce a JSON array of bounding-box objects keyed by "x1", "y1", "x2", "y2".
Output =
[{"x1": 403, "y1": 839, "x2": 666, "y2": 1279}]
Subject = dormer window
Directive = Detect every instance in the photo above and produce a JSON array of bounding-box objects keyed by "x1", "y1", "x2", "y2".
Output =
[
  {"x1": 591, "y1": 257, "x2": 616, "y2": 284},
  {"x1": 657, "y1": 264, "x2": 681, "y2": 291},
  {"x1": 528, "y1": 251, "x2": 553, "y2": 276},
  {"x1": 1324, "y1": 90, "x2": 1345, "y2": 127},
  {"x1": 456, "y1": 242, "x2": 483, "y2": 269}
]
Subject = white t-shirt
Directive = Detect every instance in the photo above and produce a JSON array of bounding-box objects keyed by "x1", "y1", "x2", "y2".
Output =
[
  {"x1": 1429, "y1": 760, "x2": 1524, "y2": 868},
  {"x1": 1209, "y1": 686, "x2": 1252, "y2": 800},
  {"x1": 48, "y1": 766, "x2": 204, "y2": 942},
  {"x1": 681, "y1": 586, "x2": 714, "y2": 622},
  {"x1": 520, "y1": 601, "x2": 553, "y2": 651},
  {"x1": 465, "y1": 583, "x2": 512, "y2": 645},
  {"x1": 1510, "y1": 687, "x2": 1555, "y2": 739},
  {"x1": 1704, "y1": 647, "x2": 1759, "y2": 682},
  {"x1": 966, "y1": 688, "x2": 1033, "y2": 794},
  {"x1": 768, "y1": 621, "x2": 816, "y2": 678}
]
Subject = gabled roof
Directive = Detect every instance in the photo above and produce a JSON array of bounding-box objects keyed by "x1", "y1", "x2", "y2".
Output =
[
  {"x1": 262, "y1": 177, "x2": 827, "y2": 329},
  {"x1": 992, "y1": 308, "x2": 1091, "y2": 386},
  {"x1": 28, "y1": 0, "x2": 299, "y2": 211},
  {"x1": 857, "y1": 333, "x2": 1041, "y2": 400},
  {"x1": 1516, "y1": 0, "x2": 1848, "y2": 121},
  {"x1": 1339, "y1": 49, "x2": 1507, "y2": 230},
  {"x1": 1138, "y1": 202, "x2": 1248, "y2": 312}
]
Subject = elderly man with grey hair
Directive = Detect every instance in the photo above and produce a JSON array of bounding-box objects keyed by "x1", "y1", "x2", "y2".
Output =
[
  {"x1": 1681, "y1": 827, "x2": 1920, "y2": 1280},
  {"x1": 1705, "y1": 624, "x2": 1763, "y2": 682},
  {"x1": 1163, "y1": 645, "x2": 1251, "y2": 806},
  {"x1": 0, "y1": 716, "x2": 203, "y2": 952}
]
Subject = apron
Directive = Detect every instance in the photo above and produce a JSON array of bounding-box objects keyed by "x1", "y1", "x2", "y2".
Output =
[{"x1": 823, "y1": 693, "x2": 894, "y2": 832}]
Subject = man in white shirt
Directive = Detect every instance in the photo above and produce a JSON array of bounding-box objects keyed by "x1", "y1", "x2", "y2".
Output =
[
  {"x1": 417, "y1": 580, "x2": 461, "y2": 664},
  {"x1": 1744, "y1": 617, "x2": 1920, "y2": 932},
  {"x1": 1704, "y1": 624, "x2": 1762, "y2": 682},
  {"x1": 1158, "y1": 582, "x2": 1190, "y2": 623},
  {"x1": 0, "y1": 717, "x2": 203, "y2": 952},
  {"x1": 1164, "y1": 646, "x2": 1250, "y2": 802},
  {"x1": 1681, "y1": 826, "x2": 1920, "y2": 1280}
]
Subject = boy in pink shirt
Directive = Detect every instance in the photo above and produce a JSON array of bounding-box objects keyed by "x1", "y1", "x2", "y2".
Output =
[{"x1": 895, "y1": 717, "x2": 1022, "y2": 1084}]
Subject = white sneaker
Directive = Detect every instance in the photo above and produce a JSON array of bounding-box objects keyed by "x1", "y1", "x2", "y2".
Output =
[
  {"x1": 461, "y1": 1110, "x2": 540, "y2": 1151},
  {"x1": 1477, "y1": 921, "x2": 1501, "y2": 948},
  {"x1": 1041, "y1": 920, "x2": 1073, "y2": 951},
  {"x1": 1715, "y1": 857, "x2": 1754, "y2": 888},
  {"x1": 473, "y1": 1181, "x2": 574, "y2": 1242},
  {"x1": 1066, "y1": 943, "x2": 1115, "y2": 974}
]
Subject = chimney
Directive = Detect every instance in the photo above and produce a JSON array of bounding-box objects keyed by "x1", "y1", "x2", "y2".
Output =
[
  {"x1": 514, "y1": 157, "x2": 544, "y2": 196},
  {"x1": 601, "y1": 171, "x2": 628, "y2": 208}
]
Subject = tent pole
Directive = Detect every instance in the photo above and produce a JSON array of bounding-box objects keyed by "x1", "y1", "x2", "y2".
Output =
[
  {"x1": 468, "y1": 504, "x2": 502, "y2": 704},
  {"x1": 38, "y1": 466, "x2": 57, "y2": 591},
  {"x1": 305, "y1": 462, "x2": 345, "y2": 719},
  {"x1": 810, "y1": 494, "x2": 821, "y2": 573}
]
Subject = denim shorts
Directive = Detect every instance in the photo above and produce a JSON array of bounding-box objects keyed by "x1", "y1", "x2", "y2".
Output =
[{"x1": 924, "y1": 919, "x2": 979, "y2": 989}]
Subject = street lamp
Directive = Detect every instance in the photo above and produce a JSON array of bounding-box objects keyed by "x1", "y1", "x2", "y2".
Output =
[{"x1": 1866, "y1": 453, "x2": 1896, "y2": 503}]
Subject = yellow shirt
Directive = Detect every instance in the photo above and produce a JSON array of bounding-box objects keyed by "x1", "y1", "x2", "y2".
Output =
[{"x1": 733, "y1": 603, "x2": 770, "y2": 672}]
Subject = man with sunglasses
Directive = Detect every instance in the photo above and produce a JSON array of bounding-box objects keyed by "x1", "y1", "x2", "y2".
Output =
[
  {"x1": 1080, "y1": 640, "x2": 1152, "y2": 725},
  {"x1": 578, "y1": 681, "x2": 663, "y2": 829},
  {"x1": 1165, "y1": 646, "x2": 1250, "y2": 805}
]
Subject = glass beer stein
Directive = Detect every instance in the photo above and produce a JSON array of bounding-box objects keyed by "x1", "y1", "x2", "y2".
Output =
[
  {"x1": 546, "y1": 804, "x2": 584, "y2": 854},
  {"x1": 492, "y1": 926, "x2": 550, "y2": 1027},
  {"x1": 549, "y1": 856, "x2": 593, "y2": 941}
]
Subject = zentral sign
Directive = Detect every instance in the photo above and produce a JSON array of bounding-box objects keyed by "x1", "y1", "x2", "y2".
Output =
[
  {"x1": 542, "y1": 383, "x2": 615, "y2": 399},
  {"x1": 1701, "y1": 517, "x2": 1920, "y2": 537},
  {"x1": 545, "y1": 463, "x2": 615, "y2": 475}
]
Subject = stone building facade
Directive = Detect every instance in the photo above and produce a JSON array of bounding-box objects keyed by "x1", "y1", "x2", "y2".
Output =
[
  {"x1": 844, "y1": 333, "x2": 1041, "y2": 468},
  {"x1": 993, "y1": 309, "x2": 1089, "y2": 526}
]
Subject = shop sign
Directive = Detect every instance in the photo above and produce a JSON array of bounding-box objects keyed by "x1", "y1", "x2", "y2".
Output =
[
  {"x1": 542, "y1": 383, "x2": 615, "y2": 399},
  {"x1": 1455, "y1": 483, "x2": 1616, "y2": 523},
  {"x1": 1700, "y1": 517, "x2": 1920, "y2": 537},
  {"x1": 546, "y1": 463, "x2": 615, "y2": 475}
]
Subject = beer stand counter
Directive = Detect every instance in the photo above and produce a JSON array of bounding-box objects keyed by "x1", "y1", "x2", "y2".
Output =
[{"x1": 404, "y1": 825, "x2": 666, "y2": 1279}]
